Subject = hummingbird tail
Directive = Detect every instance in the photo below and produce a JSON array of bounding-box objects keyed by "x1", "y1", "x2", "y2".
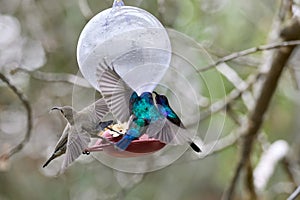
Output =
[
  {"x1": 190, "y1": 142, "x2": 201, "y2": 153},
  {"x1": 116, "y1": 135, "x2": 135, "y2": 151},
  {"x1": 42, "y1": 154, "x2": 56, "y2": 168}
]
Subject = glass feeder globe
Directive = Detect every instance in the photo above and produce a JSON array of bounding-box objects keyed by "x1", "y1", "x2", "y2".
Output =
[{"x1": 77, "y1": 5, "x2": 172, "y2": 94}]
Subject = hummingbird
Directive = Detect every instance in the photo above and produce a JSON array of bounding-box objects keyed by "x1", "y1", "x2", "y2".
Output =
[
  {"x1": 115, "y1": 91, "x2": 164, "y2": 150},
  {"x1": 153, "y1": 91, "x2": 201, "y2": 152},
  {"x1": 97, "y1": 60, "x2": 163, "y2": 150},
  {"x1": 97, "y1": 60, "x2": 157, "y2": 150},
  {"x1": 42, "y1": 120, "x2": 113, "y2": 168},
  {"x1": 97, "y1": 59, "x2": 201, "y2": 152},
  {"x1": 44, "y1": 98, "x2": 113, "y2": 170}
]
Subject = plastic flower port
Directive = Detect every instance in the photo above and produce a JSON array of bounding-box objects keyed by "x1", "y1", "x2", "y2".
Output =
[{"x1": 85, "y1": 123, "x2": 166, "y2": 158}]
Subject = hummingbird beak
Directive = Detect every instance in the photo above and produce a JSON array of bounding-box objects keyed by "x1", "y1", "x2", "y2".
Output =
[{"x1": 50, "y1": 107, "x2": 62, "y2": 112}]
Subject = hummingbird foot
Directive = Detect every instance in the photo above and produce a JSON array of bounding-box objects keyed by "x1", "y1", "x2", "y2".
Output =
[
  {"x1": 83, "y1": 143, "x2": 114, "y2": 154},
  {"x1": 82, "y1": 150, "x2": 90, "y2": 155}
]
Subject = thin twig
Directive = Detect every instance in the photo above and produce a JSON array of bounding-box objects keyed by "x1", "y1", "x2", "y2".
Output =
[
  {"x1": 200, "y1": 73, "x2": 260, "y2": 121},
  {"x1": 0, "y1": 72, "x2": 32, "y2": 160},
  {"x1": 172, "y1": 125, "x2": 245, "y2": 165},
  {"x1": 287, "y1": 186, "x2": 300, "y2": 200},
  {"x1": 11, "y1": 68, "x2": 91, "y2": 88},
  {"x1": 216, "y1": 63, "x2": 255, "y2": 110},
  {"x1": 204, "y1": 129, "x2": 241, "y2": 157},
  {"x1": 198, "y1": 40, "x2": 300, "y2": 72},
  {"x1": 226, "y1": 105, "x2": 244, "y2": 125},
  {"x1": 205, "y1": 45, "x2": 261, "y2": 67}
]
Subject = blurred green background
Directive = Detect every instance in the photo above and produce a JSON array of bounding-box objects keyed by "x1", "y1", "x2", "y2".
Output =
[{"x1": 0, "y1": 0, "x2": 299, "y2": 199}]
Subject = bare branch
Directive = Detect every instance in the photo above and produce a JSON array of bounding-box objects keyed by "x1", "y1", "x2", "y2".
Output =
[
  {"x1": 226, "y1": 105, "x2": 244, "y2": 125},
  {"x1": 216, "y1": 63, "x2": 255, "y2": 110},
  {"x1": 200, "y1": 73, "x2": 260, "y2": 121},
  {"x1": 205, "y1": 45, "x2": 262, "y2": 67},
  {"x1": 0, "y1": 72, "x2": 32, "y2": 160},
  {"x1": 12, "y1": 68, "x2": 91, "y2": 88},
  {"x1": 198, "y1": 40, "x2": 300, "y2": 72},
  {"x1": 223, "y1": 18, "x2": 300, "y2": 200},
  {"x1": 245, "y1": 160, "x2": 257, "y2": 200},
  {"x1": 205, "y1": 129, "x2": 241, "y2": 156},
  {"x1": 287, "y1": 186, "x2": 300, "y2": 200}
]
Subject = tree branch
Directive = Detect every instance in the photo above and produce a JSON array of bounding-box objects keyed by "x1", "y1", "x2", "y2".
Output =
[
  {"x1": 0, "y1": 72, "x2": 32, "y2": 160},
  {"x1": 198, "y1": 40, "x2": 300, "y2": 72},
  {"x1": 200, "y1": 73, "x2": 260, "y2": 121},
  {"x1": 223, "y1": 17, "x2": 300, "y2": 200},
  {"x1": 205, "y1": 129, "x2": 241, "y2": 156},
  {"x1": 205, "y1": 45, "x2": 262, "y2": 68},
  {"x1": 245, "y1": 160, "x2": 257, "y2": 200},
  {"x1": 287, "y1": 186, "x2": 300, "y2": 200},
  {"x1": 11, "y1": 68, "x2": 91, "y2": 88}
]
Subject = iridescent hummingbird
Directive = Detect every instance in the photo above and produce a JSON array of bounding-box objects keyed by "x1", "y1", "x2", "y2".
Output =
[
  {"x1": 115, "y1": 91, "x2": 164, "y2": 150},
  {"x1": 97, "y1": 60, "x2": 159, "y2": 150},
  {"x1": 153, "y1": 91, "x2": 201, "y2": 152},
  {"x1": 97, "y1": 59, "x2": 201, "y2": 152}
]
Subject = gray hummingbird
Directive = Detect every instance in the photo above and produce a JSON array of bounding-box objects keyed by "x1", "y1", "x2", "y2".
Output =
[
  {"x1": 43, "y1": 98, "x2": 113, "y2": 170},
  {"x1": 152, "y1": 91, "x2": 201, "y2": 152}
]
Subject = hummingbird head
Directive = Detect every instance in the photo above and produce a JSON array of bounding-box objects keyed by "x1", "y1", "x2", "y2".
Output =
[
  {"x1": 153, "y1": 91, "x2": 169, "y2": 106},
  {"x1": 140, "y1": 92, "x2": 154, "y2": 103},
  {"x1": 51, "y1": 106, "x2": 77, "y2": 125}
]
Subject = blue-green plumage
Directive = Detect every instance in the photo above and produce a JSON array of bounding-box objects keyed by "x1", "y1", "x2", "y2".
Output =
[
  {"x1": 154, "y1": 92, "x2": 183, "y2": 128},
  {"x1": 97, "y1": 60, "x2": 201, "y2": 152},
  {"x1": 116, "y1": 91, "x2": 162, "y2": 150},
  {"x1": 153, "y1": 92, "x2": 201, "y2": 152}
]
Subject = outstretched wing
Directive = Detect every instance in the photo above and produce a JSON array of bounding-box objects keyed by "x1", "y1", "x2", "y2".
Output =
[
  {"x1": 97, "y1": 60, "x2": 133, "y2": 122},
  {"x1": 147, "y1": 118, "x2": 201, "y2": 152},
  {"x1": 53, "y1": 123, "x2": 70, "y2": 153},
  {"x1": 43, "y1": 124, "x2": 70, "y2": 168},
  {"x1": 81, "y1": 98, "x2": 110, "y2": 122},
  {"x1": 61, "y1": 127, "x2": 91, "y2": 172},
  {"x1": 146, "y1": 118, "x2": 190, "y2": 145}
]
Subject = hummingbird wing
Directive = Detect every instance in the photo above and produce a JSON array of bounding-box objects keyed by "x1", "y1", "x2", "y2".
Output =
[
  {"x1": 43, "y1": 123, "x2": 70, "y2": 167},
  {"x1": 61, "y1": 127, "x2": 91, "y2": 171},
  {"x1": 147, "y1": 104, "x2": 201, "y2": 152},
  {"x1": 97, "y1": 60, "x2": 133, "y2": 122},
  {"x1": 147, "y1": 118, "x2": 192, "y2": 145},
  {"x1": 80, "y1": 98, "x2": 110, "y2": 122},
  {"x1": 53, "y1": 123, "x2": 70, "y2": 152},
  {"x1": 149, "y1": 119, "x2": 201, "y2": 152}
]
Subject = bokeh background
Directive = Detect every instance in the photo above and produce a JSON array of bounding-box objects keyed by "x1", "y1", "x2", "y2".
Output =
[{"x1": 1, "y1": 0, "x2": 300, "y2": 199}]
